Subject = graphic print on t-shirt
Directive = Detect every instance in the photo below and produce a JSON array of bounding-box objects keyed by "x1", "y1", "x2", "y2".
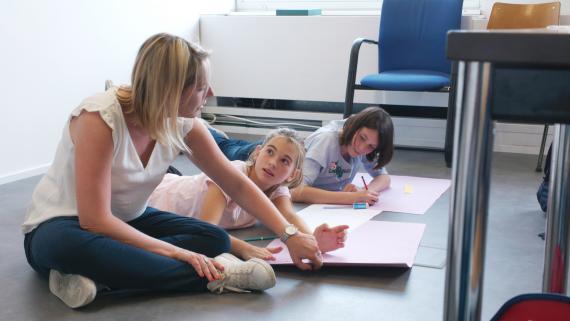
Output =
[{"x1": 327, "y1": 161, "x2": 349, "y2": 180}]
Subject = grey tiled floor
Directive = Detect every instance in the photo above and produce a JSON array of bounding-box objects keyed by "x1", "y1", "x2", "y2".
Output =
[{"x1": 0, "y1": 149, "x2": 560, "y2": 321}]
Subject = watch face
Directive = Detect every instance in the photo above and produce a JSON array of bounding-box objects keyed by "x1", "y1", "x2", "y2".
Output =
[{"x1": 286, "y1": 225, "x2": 297, "y2": 235}]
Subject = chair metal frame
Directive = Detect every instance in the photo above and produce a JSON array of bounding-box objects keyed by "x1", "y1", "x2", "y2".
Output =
[{"x1": 343, "y1": 38, "x2": 450, "y2": 119}]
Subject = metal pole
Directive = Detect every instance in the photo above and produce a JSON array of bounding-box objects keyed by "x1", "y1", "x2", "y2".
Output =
[
  {"x1": 542, "y1": 124, "x2": 570, "y2": 294},
  {"x1": 444, "y1": 61, "x2": 494, "y2": 321}
]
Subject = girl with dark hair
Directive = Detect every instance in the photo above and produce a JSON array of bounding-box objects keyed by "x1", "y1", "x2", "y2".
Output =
[{"x1": 291, "y1": 107, "x2": 394, "y2": 205}]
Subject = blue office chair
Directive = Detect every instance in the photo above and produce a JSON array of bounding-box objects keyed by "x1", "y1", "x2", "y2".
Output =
[{"x1": 344, "y1": 0, "x2": 463, "y2": 164}]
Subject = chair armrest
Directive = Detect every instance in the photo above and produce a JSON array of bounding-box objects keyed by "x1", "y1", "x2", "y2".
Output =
[
  {"x1": 349, "y1": 38, "x2": 378, "y2": 69},
  {"x1": 344, "y1": 38, "x2": 378, "y2": 118},
  {"x1": 347, "y1": 38, "x2": 378, "y2": 87},
  {"x1": 353, "y1": 38, "x2": 378, "y2": 48},
  {"x1": 350, "y1": 38, "x2": 378, "y2": 60}
]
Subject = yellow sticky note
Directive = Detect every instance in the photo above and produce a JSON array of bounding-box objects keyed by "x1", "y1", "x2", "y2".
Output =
[{"x1": 404, "y1": 184, "x2": 414, "y2": 194}]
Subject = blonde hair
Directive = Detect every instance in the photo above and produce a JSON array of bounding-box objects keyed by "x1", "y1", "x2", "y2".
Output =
[
  {"x1": 247, "y1": 128, "x2": 305, "y2": 194},
  {"x1": 116, "y1": 33, "x2": 209, "y2": 153}
]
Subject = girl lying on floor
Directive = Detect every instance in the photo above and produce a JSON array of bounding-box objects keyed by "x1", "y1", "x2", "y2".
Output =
[
  {"x1": 291, "y1": 107, "x2": 394, "y2": 206},
  {"x1": 149, "y1": 128, "x2": 349, "y2": 260}
]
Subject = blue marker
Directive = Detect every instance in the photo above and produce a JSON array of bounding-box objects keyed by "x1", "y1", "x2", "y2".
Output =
[{"x1": 353, "y1": 202, "x2": 368, "y2": 209}]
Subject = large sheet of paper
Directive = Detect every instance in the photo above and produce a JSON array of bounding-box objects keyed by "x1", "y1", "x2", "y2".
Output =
[
  {"x1": 354, "y1": 174, "x2": 451, "y2": 215},
  {"x1": 296, "y1": 204, "x2": 381, "y2": 232},
  {"x1": 268, "y1": 221, "x2": 426, "y2": 268}
]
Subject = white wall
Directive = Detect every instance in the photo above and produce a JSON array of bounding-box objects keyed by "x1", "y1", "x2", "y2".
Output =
[
  {"x1": 202, "y1": 15, "x2": 476, "y2": 106},
  {"x1": 0, "y1": 0, "x2": 233, "y2": 184},
  {"x1": 202, "y1": 15, "x2": 382, "y2": 103},
  {"x1": 201, "y1": 14, "x2": 553, "y2": 153}
]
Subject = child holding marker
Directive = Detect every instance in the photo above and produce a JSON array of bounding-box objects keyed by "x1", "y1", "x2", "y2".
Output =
[
  {"x1": 149, "y1": 128, "x2": 349, "y2": 261},
  {"x1": 291, "y1": 107, "x2": 394, "y2": 206}
]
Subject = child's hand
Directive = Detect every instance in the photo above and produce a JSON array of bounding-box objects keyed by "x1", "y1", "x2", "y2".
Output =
[
  {"x1": 239, "y1": 244, "x2": 283, "y2": 261},
  {"x1": 353, "y1": 190, "x2": 379, "y2": 205},
  {"x1": 342, "y1": 183, "x2": 358, "y2": 192},
  {"x1": 313, "y1": 223, "x2": 349, "y2": 253}
]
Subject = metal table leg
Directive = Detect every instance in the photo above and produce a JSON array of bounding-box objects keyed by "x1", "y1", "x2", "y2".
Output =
[
  {"x1": 444, "y1": 61, "x2": 494, "y2": 321},
  {"x1": 543, "y1": 124, "x2": 570, "y2": 294}
]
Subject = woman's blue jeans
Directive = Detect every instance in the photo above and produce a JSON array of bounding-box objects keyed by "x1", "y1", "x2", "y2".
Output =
[{"x1": 24, "y1": 207, "x2": 230, "y2": 292}]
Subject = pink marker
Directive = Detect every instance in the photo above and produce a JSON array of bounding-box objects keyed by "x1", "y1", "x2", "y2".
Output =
[{"x1": 361, "y1": 176, "x2": 369, "y2": 190}]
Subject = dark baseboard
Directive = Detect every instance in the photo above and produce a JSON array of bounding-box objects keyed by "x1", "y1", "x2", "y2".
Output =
[{"x1": 215, "y1": 97, "x2": 447, "y2": 119}]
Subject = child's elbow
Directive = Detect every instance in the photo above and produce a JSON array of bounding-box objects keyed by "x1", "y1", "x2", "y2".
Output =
[{"x1": 290, "y1": 186, "x2": 305, "y2": 202}]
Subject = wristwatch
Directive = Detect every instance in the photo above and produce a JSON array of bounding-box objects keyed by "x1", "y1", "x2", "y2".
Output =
[{"x1": 280, "y1": 224, "x2": 299, "y2": 243}]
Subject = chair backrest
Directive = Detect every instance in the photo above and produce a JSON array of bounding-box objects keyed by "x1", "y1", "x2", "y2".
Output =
[
  {"x1": 487, "y1": 2, "x2": 561, "y2": 30},
  {"x1": 490, "y1": 293, "x2": 570, "y2": 321},
  {"x1": 378, "y1": 0, "x2": 463, "y2": 74}
]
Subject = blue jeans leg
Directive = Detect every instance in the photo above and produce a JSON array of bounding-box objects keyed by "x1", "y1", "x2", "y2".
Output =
[
  {"x1": 208, "y1": 128, "x2": 261, "y2": 161},
  {"x1": 24, "y1": 208, "x2": 230, "y2": 292}
]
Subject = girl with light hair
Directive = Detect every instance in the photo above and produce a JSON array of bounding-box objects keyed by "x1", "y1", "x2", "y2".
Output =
[{"x1": 150, "y1": 128, "x2": 348, "y2": 261}]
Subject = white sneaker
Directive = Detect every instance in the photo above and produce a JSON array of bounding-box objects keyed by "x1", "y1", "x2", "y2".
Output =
[
  {"x1": 207, "y1": 253, "x2": 276, "y2": 294},
  {"x1": 199, "y1": 118, "x2": 229, "y2": 139},
  {"x1": 49, "y1": 269, "x2": 97, "y2": 308}
]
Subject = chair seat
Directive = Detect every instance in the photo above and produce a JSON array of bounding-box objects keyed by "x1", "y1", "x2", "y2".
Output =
[{"x1": 360, "y1": 70, "x2": 450, "y2": 91}]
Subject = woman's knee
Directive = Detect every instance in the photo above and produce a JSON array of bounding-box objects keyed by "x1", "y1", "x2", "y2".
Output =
[
  {"x1": 202, "y1": 224, "x2": 231, "y2": 256},
  {"x1": 30, "y1": 218, "x2": 98, "y2": 266}
]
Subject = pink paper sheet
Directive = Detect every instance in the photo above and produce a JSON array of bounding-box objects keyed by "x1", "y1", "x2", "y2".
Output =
[
  {"x1": 354, "y1": 174, "x2": 450, "y2": 215},
  {"x1": 294, "y1": 204, "x2": 381, "y2": 232},
  {"x1": 268, "y1": 221, "x2": 426, "y2": 267}
]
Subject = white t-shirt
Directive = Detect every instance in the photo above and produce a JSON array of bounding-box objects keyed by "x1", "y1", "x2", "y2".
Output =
[
  {"x1": 148, "y1": 160, "x2": 291, "y2": 230},
  {"x1": 303, "y1": 120, "x2": 387, "y2": 191},
  {"x1": 22, "y1": 88, "x2": 193, "y2": 234}
]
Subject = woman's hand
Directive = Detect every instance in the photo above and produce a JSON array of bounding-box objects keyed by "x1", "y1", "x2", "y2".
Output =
[
  {"x1": 173, "y1": 248, "x2": 224, "y2": 282},
  {"x1": 353, "y1": 190, "x2": 379, "y2": 205},
  {"x1": 238, "y1": 244, "x2": 283, "y2": 261},
  {"x1": 313, "y1": 223, "x2": 349, "y2": 253},
  {"x1": 285, "y1": 232, "x2": 323, "y2": 270}
]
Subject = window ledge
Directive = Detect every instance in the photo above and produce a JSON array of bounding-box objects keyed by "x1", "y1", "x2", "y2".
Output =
[{"x1": 226, "y1": 9, "x2": 480, "y2": 17}]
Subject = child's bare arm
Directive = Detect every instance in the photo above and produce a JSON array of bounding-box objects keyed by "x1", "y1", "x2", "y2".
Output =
[
  {"x1": 368, "y1": 174, "x2": 391, "y2": 193},
  {"x1": 198, "y1": 182, "x2": 226, "y2": 225},
  {"x1": 230, "y1": 236, "x2": 282, "y2": 260},
  {"x1": 290, "y1": 185, "x2": 378, "y2": 205},
  {"x1": 272, "y1": 196, "x2": 312, "y2": 234}
]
